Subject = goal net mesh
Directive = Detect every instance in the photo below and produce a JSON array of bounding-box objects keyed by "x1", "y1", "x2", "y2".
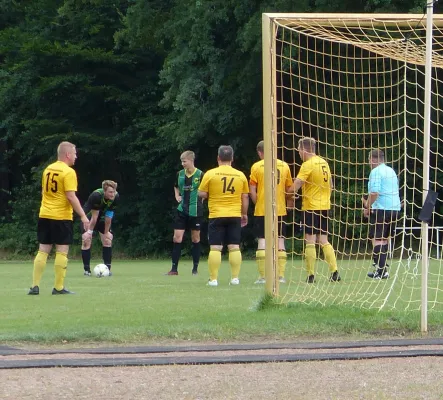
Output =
[{"x1": 270, "y1": 15, "x2": 443, "y2": 310}]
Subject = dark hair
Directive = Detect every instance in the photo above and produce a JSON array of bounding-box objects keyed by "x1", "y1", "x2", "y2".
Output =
[
  {"x1": 218, "y1": 145, "x2": 234, "y2": 161},
  {"x1": 369, "y1": 149, "x2": 385, "y2": 161}
]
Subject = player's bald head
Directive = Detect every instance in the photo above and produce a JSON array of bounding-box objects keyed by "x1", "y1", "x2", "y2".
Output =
[
  {"x1": 218, "y1": 145, "x2": 234, "y2": 162},
  {"x1": 57, "y1": 142, "x2": 76, "y2": 159}
]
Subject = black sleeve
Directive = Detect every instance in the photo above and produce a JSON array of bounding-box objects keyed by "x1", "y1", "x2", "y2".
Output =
[{"x1": 86, "y1": 191, "x2": 103, "y2": 211}]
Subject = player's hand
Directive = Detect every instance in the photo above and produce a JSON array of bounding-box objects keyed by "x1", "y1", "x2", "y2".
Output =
[
  {"x1": 241, "y1": 214, "x2": 248, "y2": 227},
  {"x1": 363, "y1": 208, "x2": 370, "y2": 218},
  {"x1": 286, "y1": 198, "x2": 294, "y2": 209},
  {"x1": 176, "y1": 196, "x2": 182, "y2": 203},
  {"x1": 104, "y1": 232, "x2": 113, "y2": 241},
  {"x1": 82, "y1": 231, "x2": 92, "y2": 241},
  {"x1": 81, "y1": 216, "x2": 90, "y2": 232}
]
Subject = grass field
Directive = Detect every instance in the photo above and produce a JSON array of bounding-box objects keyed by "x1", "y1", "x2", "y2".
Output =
[{"x1": 1, "y1": 259, "x2": 442, "y2": 345}]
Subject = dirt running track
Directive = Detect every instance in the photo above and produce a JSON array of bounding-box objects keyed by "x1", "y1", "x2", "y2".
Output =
[{"x1": 1, "y1": 339, "x2": 443, "y2": 400}]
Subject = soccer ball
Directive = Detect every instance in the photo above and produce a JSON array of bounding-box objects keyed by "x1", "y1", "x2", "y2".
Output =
[{"x1": 93, "y1": 263, "x2": 110, "y2": 278}]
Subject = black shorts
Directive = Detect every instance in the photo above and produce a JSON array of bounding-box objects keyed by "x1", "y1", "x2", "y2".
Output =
[
  {"x1": 38, "y1": 218, "x2": 73, "y2": 245},
  {"x1": 254, "y1": 216, "x2": 287, "y2": 238},
  {"x1": 208, "y1": 217, "x2": 241, "y2": 246},
  {"x1": 369, "y1": 210, "x2": 399, "y2": 240},
  {"x1": 173, "y1": 210, "x2": 202, "y2": 231},
  {"x1": 302, "y1": 210, "x2": 329, "y2": 235},
  {"x1": 80, "y1": 219, "x2": 113, "y2": 235}
]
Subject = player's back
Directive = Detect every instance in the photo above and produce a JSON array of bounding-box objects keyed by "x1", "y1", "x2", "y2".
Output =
[
  {"x1": 250, "y1": 159, "x2": 292, "y2": 216},
  {"x1": 39, "y1": 161, "x2": 78, "y2": 220},
  {"x1": 298, "y1": 155, "x2": 331, "y2": 210},
  {"x1": 200, "y1": 165, "x2": 248, "y2": 218}
]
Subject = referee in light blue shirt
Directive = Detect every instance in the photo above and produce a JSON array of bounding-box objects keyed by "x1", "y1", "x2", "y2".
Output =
[{"x1": 362, "y1": 149, "x2": 401, "y2": 279}]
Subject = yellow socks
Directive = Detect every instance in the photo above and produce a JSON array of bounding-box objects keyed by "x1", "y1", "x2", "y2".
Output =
[
  {"x1": 322, "y1": 243, "x2": 338, "y2": 273},
  {"x1": 54, "y1": 252, "x2": 68, "y2": 291},
  {"x1": 229, "y1": 248, "x2": 242, "y2": 279},
  {"x1": 278, "y1": 250, "x2": 287, "y2": 278},
  {"x1": 256, "y1": 250, "x2": 265, "y2": 279},
  {"x1": 305, "y1": 244, "x2": 316, "y2": 276},
  {"x1": 208, "y1": 250, "x2": 221, "y2": 281},
  {"x1": 32, "y1": 251, "x2": 48, "y2": 287}
]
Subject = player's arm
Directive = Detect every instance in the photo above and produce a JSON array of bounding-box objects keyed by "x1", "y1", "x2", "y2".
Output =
[
  {"x1": 174, "y1": 186, "x2": 181, "y2": 203},
  {"x1": 241, "y1": 193, "x2": 249, "y2": 227},
  {"x1": 249, "y1": 183, "x2": 257, "y2": 204},
  {"x1": 287, "y1": 178, "x2": 304, "y2": 196},
  {"x1": 66, "y1": 191, "x2": 89, "y2": 231},
  {"x1": 88, "y1": 210, "x2": 99, "y2": 231}
]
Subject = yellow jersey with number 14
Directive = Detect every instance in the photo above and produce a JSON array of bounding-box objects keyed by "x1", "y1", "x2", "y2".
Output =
[
  {"x1": 39, "y1": 160, "x2": 78, "y2": 220},
  {"x1": 296, "y1": 155, "x2": 332, "y2": 211},
  {"x1": 198, "y1": 165, "x2": 249, "y2": 218}
]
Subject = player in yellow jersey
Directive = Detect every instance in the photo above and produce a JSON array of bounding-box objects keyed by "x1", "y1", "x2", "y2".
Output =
[
  {"x1": 250, "y1": 140, "x2": 293, "y2": 284},
  {"x1": 198, "y1": 145, "x2": 249, "y2": 286},
  {"x1": 28, "y1": 142, "x2": 90, "y2": 295},
  {"x1": 288, "y1": 137, "x2": 341, "y2": 283}
]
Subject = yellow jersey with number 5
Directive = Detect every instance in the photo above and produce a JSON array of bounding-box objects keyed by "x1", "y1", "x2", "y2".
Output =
[
  {"x1": 296, "y1": 155, "x2": 332, "y2": 211},
  {"x1": 198, "y1": 165, "x2": 249, "y2": 218},
  {"x1": 39, "y1": 161, "x2": 78, "y2": 220}
]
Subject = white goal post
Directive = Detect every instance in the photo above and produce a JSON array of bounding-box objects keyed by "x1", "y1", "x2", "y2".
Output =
[{"x1": 262, "y1": 13, "x2": 443, "y2": 331}]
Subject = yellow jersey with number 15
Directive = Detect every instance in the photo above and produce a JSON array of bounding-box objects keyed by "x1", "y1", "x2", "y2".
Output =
[
  {"x1": 39, "y1": 161, "x2": 78, "y2": 220},
  {"x1": 198, "y1": 165, "x2": 249, "y2": 218},
  {"x1": 296, "y1": 155, "x2": 332, "y2": 211}
]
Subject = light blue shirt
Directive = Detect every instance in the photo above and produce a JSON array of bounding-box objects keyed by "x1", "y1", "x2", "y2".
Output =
[{"x1": 368, "y1": 163, "x2": 401, "y2": 211}]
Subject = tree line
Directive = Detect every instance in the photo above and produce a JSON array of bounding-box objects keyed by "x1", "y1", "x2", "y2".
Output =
[{"x1": 0, "y1": 0, "x2": 429, "y2": 256}]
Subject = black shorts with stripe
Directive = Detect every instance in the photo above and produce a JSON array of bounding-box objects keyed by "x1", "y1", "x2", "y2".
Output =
[
  {"x1": 173, "y1": 210, "x2": 202, "y2": 231},
  {"x1": 369, "y1": 209, "x2": 400, "y2": 240},
  {"x1": 208, "y1": 217, "x2": 241, "y2": 246},
  {"x1": 38, "y1": 218, "x2": 73, "y2": 245},
  {"x1": 254, "y1": 216, "x2": 286, "y2": 239},
  {"x1": 80, "y1": 219, "x2": 113, "y2": 235},
  {"x1": 302, "y1": 210, "x2": 329, "y2": 235}
]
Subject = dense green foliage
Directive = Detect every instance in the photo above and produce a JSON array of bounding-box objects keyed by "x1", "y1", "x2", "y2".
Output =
[{"x1": 0, "y1": 0, "x2": 436, "y2": 256}]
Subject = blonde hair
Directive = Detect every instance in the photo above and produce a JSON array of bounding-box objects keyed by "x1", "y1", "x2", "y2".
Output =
[
  {"x1": 298, "y1": 137, "x2": 316, "y2": 153},
  {"x1": 57, "y1": 141, "x2": 76, "y2": 159},
  {"x1": 102, "y1": 180, "x2": 118, "y2": 191},
  {"x1": 180, "y1": 150, "x2": 195, "y2": 161}
]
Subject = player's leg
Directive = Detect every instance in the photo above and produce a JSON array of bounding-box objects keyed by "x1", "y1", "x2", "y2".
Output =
[
  {"x1": 81, "y1": 220, "x2": 93, "y2": 275},
  {"x1": 317, "y1": 211, "x2": 340, "y2": 282},
  {"x1": 369, "y1": 210, "x2": 389, "y2": 279},
  {"x1": 99, "y1": 228, "x2": 113, "y2": 274},
  {"x1": 254, "y1": 217, "x2": 266, "y2": 283},
  {"x1": 303, "y1": 211, "x2": 317, "y2": 282},
  {"x1": 207, "y1": 218, "x2": 224, "y2": 285},
  {"x1": 227, "y1": 218, "x2": 242, "y2": 285},
  {"x1": 167, "y1": 211, "x2": 186, "y2": 275},
  {"x1": 29, "y1": 218, "x2": 53, "y2": 295},
  {"x1": 190, "y1": 221, "x2": 201, "y2": 275},
  {"x1": 52, "y1": 220, "x2": 74, "y2": 294},
  {"x1": 277, "y1": 217, "x2": 287, "y2": 283}
]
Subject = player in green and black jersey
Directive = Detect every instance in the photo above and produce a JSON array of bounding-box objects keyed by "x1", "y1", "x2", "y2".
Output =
[
  {"x1": 81, "y1": 180, "x2": 119, "y2": 276},
  {"x1": 166, "y1": 151, "x2": 204, "y2": 276}
]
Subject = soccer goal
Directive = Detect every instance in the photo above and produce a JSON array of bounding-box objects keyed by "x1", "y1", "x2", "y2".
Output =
[{"x1": 262, "y1": 13, "x2": 443, "y2": 324}]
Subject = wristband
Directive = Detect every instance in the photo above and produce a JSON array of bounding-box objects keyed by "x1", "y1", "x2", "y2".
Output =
[{"x1": 87, "y1": 230, "x2": 93, "y2": 234}]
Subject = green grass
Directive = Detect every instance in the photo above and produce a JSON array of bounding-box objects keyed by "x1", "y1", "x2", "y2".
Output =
[{"x1": 1, "y1": 259, "x2": 442, "y2": 345}]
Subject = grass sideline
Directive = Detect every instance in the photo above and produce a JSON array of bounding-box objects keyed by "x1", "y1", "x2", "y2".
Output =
[{"x1": 1, "y1": 260, "x2": 442, "y2": 345}]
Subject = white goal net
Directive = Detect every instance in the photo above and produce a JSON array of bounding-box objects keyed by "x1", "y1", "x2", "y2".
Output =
[{"x1": 262, "y1": 13, "x2": 443, "y2": 312}]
